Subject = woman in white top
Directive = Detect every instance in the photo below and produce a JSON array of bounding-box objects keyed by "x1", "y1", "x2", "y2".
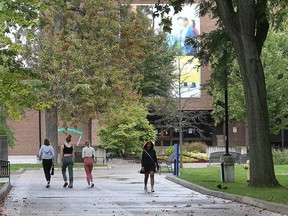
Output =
[
  {"x1": 38, "y1": 138, "x2": 55, "y2": 188},
  {"x1": 82, "y1": 140, "x2": 96, "y2": 188}
]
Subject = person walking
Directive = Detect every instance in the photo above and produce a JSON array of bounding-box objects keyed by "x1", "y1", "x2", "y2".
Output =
[
  {"x1": 140, "y1": 141, "x2": 159, "y2": 193},
  {"x1": 38, "y1": 138, "x2": 55, "y2": 188},
  {"x1": 82, "y1": 140, "x2": 96, "y2": 188},
  {"x1": 60, "y1": 134, "x2": 74, "y2": 188}
]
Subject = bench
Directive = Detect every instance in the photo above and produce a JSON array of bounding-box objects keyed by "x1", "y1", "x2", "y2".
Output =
[
  {"x1": 0, "y1": 160, "x2": 10, "y2": 182},
  {"x1": 159, "y1": 153, "x2": 174, "y2": 174},
  {"x1": 208, "y1": 151, "x2": 241, "y2": 164}
]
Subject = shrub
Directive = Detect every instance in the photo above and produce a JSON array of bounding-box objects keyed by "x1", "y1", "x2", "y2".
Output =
[
  {"x1": 183, "y1": 151, "x2": 209, "y2": 160},
  {"x1": 184, "y1": 142, "x2": 208, "y2": 153},
  {"x1": 273, "y1": 149, "x2": 288, "y2": 165}
]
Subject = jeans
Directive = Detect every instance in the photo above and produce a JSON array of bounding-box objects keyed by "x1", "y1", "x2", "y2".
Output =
[{"x1": 62, "y1": 156, "x2": 73, "y2": 182}]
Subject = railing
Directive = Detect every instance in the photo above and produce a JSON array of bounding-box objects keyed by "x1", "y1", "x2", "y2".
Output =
[{"x1": 0, "y1": 160, "x2": 10, "y2": 182}]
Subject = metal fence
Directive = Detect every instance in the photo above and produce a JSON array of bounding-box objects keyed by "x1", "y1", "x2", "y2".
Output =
[{"x1": 0, "y1": 160, "x2": 10, "y2": 182}]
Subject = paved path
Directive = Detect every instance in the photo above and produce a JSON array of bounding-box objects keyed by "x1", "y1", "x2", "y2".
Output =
[{"x1": 0, "y1": 163, "x2": 283, "y2": 216}]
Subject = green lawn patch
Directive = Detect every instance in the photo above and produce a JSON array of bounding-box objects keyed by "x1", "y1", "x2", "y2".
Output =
[{"x1": 180, "y1": 165, "x2": 288, "y2": 205}]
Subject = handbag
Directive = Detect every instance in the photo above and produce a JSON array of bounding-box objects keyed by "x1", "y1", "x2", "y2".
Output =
[
  {"x1": 139, "y1": 168, "x2": 145, "y2": 174},
  {"x1": 50, "y1": 164, "x2": 54, "y2": 175}
]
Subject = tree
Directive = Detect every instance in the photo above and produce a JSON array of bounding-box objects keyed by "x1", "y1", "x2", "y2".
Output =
[
  {"x1": 0, "y1": 0, "x2": 43, "y2": 146},
  {"x1": 97, "y1": 103, "x2": 156, "y2": 157},
  {"x1": 156, "y1": 0, "x2": 287, "y2": 187},
  {"x1": 24, "y1": 0, "x2": 137, "y2": 158},
  {"x1": 149, "y1": 55, "x2": 211, "y2": 167}
]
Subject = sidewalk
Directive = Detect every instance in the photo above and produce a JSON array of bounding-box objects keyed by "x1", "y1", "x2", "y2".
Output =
[{"x1": 0, "y1": 162, "x2": 284, "y2": 216}]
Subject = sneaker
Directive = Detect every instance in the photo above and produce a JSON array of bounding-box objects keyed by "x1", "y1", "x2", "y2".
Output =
[
  {"x1": 46, "y1": 183, "x2": 50, "y2": 188},
  {"x1": 91, "y1": 183, "x2": 94, "y2": 188},
  {"x1": 144, "y1": 186, "x2": 148, "y2": 192},
  {"x1": 63, "y1": 182, "x2": 68, "y2": 188},
  {"x1": 87, "y1": 185, "x2": 91, "y2": 188}
]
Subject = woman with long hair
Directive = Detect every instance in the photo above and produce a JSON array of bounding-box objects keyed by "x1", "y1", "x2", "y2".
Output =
[{"x1": 140, "y1": 141, "x2": 159, "y2": 193}]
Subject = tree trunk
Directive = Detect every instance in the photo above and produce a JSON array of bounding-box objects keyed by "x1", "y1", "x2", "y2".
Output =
[
  {"x1": 45, "y1": 106, "x2": 59, "y2": 163},
  {"x1": 42, "y1": 5, "x2": 63, "y2": 163},
  {"x1": 88, "y1": 118, "x2": 92, "y2": 143},
  {"x1": 215, "y1": 0, "x2": 279, "y2": 187},
  {"x1": 237, "y1": 48, "x2": 278, "y2": 187}
]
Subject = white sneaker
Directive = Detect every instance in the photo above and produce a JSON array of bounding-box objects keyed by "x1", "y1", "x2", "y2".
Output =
[
  {"x1": 144, "y1": 186, "x2": 148, "y2": 192},
  {"x1": 87, "y1": 184, "x2": 91, "y2": 188}
]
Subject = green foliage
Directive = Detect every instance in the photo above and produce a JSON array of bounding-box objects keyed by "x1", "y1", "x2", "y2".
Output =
[
  {"x1": 0, "y1": 117, "x2": 15, "y2": 147},
  {"x1": 272, "y1": 149, "x2": 288, "y2": 165},
  {"x1": 0, "y1": 0, "x2": 45, "y2": 145},
  {"x1": 264, "y1": 30, "x2": 288, "y2": 134},
  {"x1": 0, "y1": 0, "x2": 44, "y2": 120},
  {"x1": 97, "y1": 103, "x2": 156, "y2": 157},
  {"x1": 208, "y1": 30, "x2": 288, "y2": 134}
]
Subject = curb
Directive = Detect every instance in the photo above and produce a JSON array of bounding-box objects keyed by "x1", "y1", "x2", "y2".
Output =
[
  {"x1": 0, "y1": 182, "x2": 12, "y2": 200},
  {"x1": 166, "y1": 175, "x2": 288, "y2": 215}
]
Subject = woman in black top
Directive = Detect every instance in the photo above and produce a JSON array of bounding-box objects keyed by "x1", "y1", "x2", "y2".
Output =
[
  {"x1": 141, "y1": 141, "x2": 159, "y2": 193},
  {"x1": 60, "y1": 134, "x2": 74, "y2": 188}
]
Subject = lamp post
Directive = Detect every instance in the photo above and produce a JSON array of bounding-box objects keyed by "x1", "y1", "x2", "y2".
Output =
[
  {"x1": 39, "y1": 110, "x2": 42, "y2": 149},
  {"x1": 224, "y1": 86, "x2": 231, "y2": 156}
]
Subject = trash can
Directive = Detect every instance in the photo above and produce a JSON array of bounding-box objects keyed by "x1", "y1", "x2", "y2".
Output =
[{"x1": 220, "y1": 155, "x2": 235, "y2": 182}]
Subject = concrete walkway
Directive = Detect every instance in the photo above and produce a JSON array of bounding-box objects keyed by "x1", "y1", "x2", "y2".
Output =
[{"x1": 0, "y1": 163, "x2": 283, "y2": 216}]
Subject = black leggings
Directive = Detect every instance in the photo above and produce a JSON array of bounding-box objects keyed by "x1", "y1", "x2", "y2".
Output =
[{"x1": 42, "y1": 159, "x2": 53, "y2": 182}]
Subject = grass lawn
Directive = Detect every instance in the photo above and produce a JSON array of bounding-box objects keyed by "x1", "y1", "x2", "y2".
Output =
[{"x1": 180, "y1": 164, "x2": 288, "y2": 205}]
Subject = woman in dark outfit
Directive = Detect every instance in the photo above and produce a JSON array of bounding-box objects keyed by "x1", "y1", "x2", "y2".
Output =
[
  {"x1": 60, "y1": 134, "x2": 74, "y2": 188},
  {"x1": 141, "y1": 141, "x2": 159, "y2": 192}
]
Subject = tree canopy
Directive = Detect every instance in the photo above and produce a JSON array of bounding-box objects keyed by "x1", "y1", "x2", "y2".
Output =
[{"x1": 16, "y1": 0, "x2": 176, "y2": 155}]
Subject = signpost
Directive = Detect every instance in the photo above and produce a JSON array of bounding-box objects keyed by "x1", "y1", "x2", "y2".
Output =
[{"x1": 174, "y1": 143, "x2": 179, "y2": 176}]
